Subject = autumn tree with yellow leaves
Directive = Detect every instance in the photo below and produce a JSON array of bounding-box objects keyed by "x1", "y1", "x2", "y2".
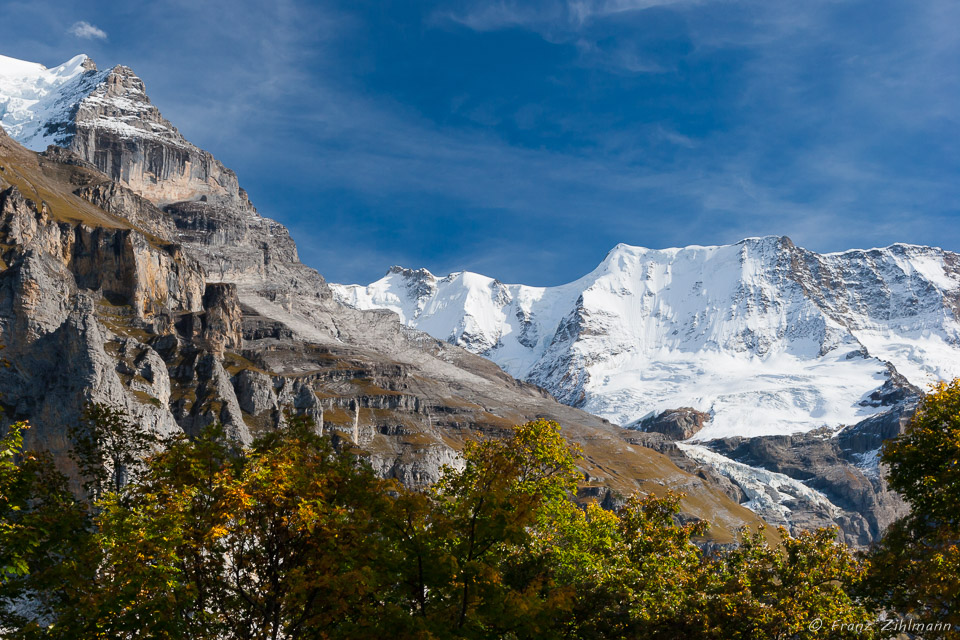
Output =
[
  {"x1": 860, "y1": 379, "x2": 960, "y2": 638},
  {"x1": 0, "y1": 405, "x2": 931, "y2": 639}
]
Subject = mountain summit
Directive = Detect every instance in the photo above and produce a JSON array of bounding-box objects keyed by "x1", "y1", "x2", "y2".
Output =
[
  {"x1": 332, "y1": 237, "x2": 960, "y2": 543},
  {"x1": 333, "y1": 236, "x2": 960, "y2": 438},
  {"x1": 0, "y1": 53, "x2": 102, "y2": 149},
  {"x1": 1, "y1": 52, "x2": 942, "y2": 545},
  {"x1": 0, "y1": 53, "x2": 769, "y2": 544}
]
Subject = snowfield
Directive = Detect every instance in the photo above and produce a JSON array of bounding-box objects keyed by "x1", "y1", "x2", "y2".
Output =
[
  {"x1": 333, "y1": 237, "x2": 960, "y2": 439},
  {"x1": 0, "y1": 54, "x2": 183, "y2": 151},
  {"x1": 0, "y1": 53, "x2": 107, "y2": 150}
]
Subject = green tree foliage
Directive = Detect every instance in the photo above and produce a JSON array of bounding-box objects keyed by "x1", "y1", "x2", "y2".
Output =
[
  {"x1": 70, "y1": 416, "x2": 398, "y2": 639},
  {"x1": 703, "y1": 527, "x2": 877, "y2": 640},
  {"x1": 417, "y1": 418, "x2": 584, "y2": 637},
  {"x1": 861, "y1": 379, "x2": 960, "y2": 636},
  {"x1": 0, "y1": 423, "x2": 90, "y2": 635},
  {"x1": 0, "y1": 411, "x2": 886, "y2": 639},
  {"x1": 69, "y1": 403, "x2": 158, "y2": 503},
  {"x1": 525, "y1": 488, "x2": 875, "y2": 640},
  {"x1": 0, "y1": 422, "x2": 31, "y2": 581}
]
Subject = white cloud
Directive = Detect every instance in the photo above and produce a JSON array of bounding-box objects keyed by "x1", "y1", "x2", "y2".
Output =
[
  {"x1": 440, "y1": 0, "x2": 694, "y2": 32},
  {"x1": 69, "y1": 21, "x2": 107, "y2": 40},
  {"x1": 442, "y1": 2, "x2": 561, "y2": 32},
  {"x1": 435, "y1": 0, "x2": 691, "y2": 73},
  {"x1": 568, "y1": 0, "x2": 697, "y2": 24}
]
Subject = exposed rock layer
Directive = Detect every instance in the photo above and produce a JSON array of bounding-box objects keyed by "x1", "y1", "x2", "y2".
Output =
[
  {"x1": 0, "y1": 123, "x2": 766, "y2": 544},
  {"x1": 639, "y1": 408, "x2": 710, "y2": 441},
  {"x1": 3, "y1": 53, "x2": 938, "y2": 547}
]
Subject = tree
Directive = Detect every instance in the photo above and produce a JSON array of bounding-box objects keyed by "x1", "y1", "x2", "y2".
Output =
[
  {"x1": 703, "y1": 526, "x2": 877, "y2": 640},
  {"x1": 69, "y1": 403, "x2": 158, "y2": 503},
  {"x1": 536, "y1": 491, "x2": 710, "y2": 639},
  {"x1": 531, "y1": 492, "x2": 877, "y2": 640},
  {"x1": 85, "y1": 416, "x2": 400, "y2": 639},
  {"x1": 0, "y1": 422, "x2": 31, "y2": 582},
  {"x1": 861, "y1": 379, "x2": 960, "y2": 637},
  {"x1": 424, "y1": 418, "x2": 584, "y2": 638},
  {"x1": 0, "y1": 423, "x2": 90, "y2": 635}
]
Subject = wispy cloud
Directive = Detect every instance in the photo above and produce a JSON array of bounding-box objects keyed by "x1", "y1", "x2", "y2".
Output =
[
  {"x1": 441, "y1": 0, "x2": 695, "y2": 32},
  {"x1": 435, "y1": 0, "x2": 696, "y2": 74},
  {"x1": 443, "y1": 2, "x2": 554, "y2": 32},
  {"x1": 166, "y1": 0, "x2": 958, "y2": 283},
  {"x1": 568, "y1": 0, "x2": 698, "y2": 23},
  {"x1": 10, "y1": 0, "x2": 954, "y2": 285},
  {"x1": 69, "y1": 20, "x2": 107, "y2": 40}
]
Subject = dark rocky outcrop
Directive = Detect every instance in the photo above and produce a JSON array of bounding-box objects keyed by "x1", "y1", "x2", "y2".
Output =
[
  {"x1": 639, "y1": 407, "x2": 711, "y2": 440},
  {"x1": 700, "y1": 403, "x2": 916, "y2": 547}
]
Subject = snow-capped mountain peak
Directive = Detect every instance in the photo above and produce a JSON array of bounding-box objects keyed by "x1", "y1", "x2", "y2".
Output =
[
  {"x1": 0, "y1": 53, "x2": 254, "y2": 209},
  {"x1": 332, "y1": 236, "x2": 960, "y2": 441},
  {"x1": 0, "y1": 53, "x2": 106, "y2": 150}
]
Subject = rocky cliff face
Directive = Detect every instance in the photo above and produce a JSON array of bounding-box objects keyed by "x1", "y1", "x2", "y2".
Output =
[
  {"x1": 1, "y1": 53, "x2": 934, "y2": 545},
  {"x1": 0, "y1": 54, "x2": 249, "y2": 209},
  {"x1": 0, "y1": 165, "x2": 200, "y2": 454},
  {"x1": 69, "y1": 64, "x2": 251, "y2": 209},
  {"x1": 0, "y1": 57, "x2": 772, "y2": 544}
]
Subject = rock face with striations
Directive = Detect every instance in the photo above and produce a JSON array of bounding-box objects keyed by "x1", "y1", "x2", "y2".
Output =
[
  {"x1": 639, "y1": 408, "x2": 710, "y2": 441},
  {"x1": 0, "y1": 55, "x2": 772, "y2": 544},
  {"x1": 3, "y1": 53, "x2": 945, "y2": 545},
  {"x1": 71, "y1": 64, "x2": 249, "y2": 209}
]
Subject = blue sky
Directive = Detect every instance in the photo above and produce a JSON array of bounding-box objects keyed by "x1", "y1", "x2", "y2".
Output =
[{"x1": 1, "y1": 0, "x2": 958, "y2": 285}]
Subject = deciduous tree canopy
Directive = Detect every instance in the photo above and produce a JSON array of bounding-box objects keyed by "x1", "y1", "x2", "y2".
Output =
[
  {"x1": 861, "y1": 379, "x2": 960, "y2": 637},
  {"x1": 0, "y1": 406, "x2": 933, "y2": 639}
]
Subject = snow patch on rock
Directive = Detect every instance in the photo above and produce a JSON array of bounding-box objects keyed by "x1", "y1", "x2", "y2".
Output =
[{"x1": 0, "y1": 53, "x2": 107, "y2": 150}]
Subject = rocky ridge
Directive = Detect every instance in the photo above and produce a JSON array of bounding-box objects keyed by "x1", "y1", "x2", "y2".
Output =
[
  {"x1": 0, "y1": 57, "x2": 769, "y2": 543},
  {"x1": 331, "y1": 233, "x2": 958, "y2": 544}
]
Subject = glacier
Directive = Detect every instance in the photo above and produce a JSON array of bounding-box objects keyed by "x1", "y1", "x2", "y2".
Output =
[
  {"x1": 332, "y1": 237, "x2": 960, "y2": 440},
  {"x1": 676, "y1": 442, "x2": 842, "y2": 527}
]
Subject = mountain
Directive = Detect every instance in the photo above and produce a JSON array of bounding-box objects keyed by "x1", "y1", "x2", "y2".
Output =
[
  {"x1": 0, "y1": 53, "x2": 768, "y2": 543},
  {"x1": 332, "y1": 238, "x2": 959, "y2": 436},
  {"x1": 332, "y1": 238, "x2": 960, "y2": 543},
  {"x1": 0, "y1": 53, "x2": 100, "y2": 150}
]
